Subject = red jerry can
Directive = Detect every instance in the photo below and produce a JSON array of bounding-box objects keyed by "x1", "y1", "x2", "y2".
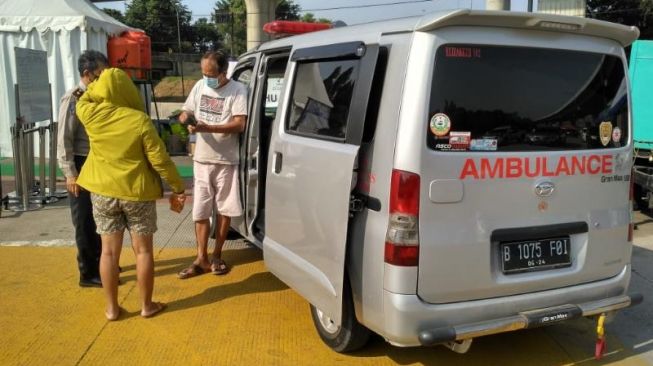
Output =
[
  {"x1": 107, "y1": 35, "x2": 142, "y2": 78},
  {"x1": 124, "y1": 31, "x2": 152, "y2": 71}
]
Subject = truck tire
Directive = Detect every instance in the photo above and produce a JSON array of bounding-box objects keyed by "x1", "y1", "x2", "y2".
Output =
[{"x1": 309, "y1": 279, "x2": 371, "y2": 353}]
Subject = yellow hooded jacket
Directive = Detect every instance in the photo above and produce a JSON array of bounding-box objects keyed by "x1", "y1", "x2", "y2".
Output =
[{"x1": 76, "y1": 68, "x2": 184, "y2": 201}]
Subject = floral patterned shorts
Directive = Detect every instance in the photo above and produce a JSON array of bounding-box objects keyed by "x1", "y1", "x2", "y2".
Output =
[{"x1": 90, "y1": 194, "x2": 157, "y2": 235}]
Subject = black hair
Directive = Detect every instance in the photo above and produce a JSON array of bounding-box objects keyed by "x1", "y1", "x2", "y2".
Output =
[
  {"x1": 77, "y1": 50, "x2": 108, "y2": 77},
  {"x1": 201, "y1": 51, "x2": 228, "y2": 74}
]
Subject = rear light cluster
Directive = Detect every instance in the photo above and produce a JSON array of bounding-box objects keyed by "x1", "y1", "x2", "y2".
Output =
[{"x1": 384, "y1": 169, "x2": 420, "y2": 266}]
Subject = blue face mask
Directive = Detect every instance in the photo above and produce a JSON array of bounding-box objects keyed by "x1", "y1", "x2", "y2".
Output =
[{"x1": 204, "y1": 76, "x2": 219, "y2": 89}]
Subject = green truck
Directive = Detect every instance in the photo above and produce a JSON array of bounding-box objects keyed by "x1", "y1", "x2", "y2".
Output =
[{"x1": 631, "y1": 40, "x2": 653, "y2": 210}]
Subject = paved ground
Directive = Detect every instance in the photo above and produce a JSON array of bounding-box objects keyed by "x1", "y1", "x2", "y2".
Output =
[{"x1": 0, "y1": 187, "x2": 652, "y2": 365}]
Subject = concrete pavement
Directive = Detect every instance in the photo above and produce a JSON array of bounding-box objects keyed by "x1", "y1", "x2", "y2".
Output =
[{"x1": 0, "y1": 192, "x2": 652, "y2": 365}]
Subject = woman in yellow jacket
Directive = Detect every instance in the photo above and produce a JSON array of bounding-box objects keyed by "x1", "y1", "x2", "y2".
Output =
[{"x1": 76, "y1": 68, "x2": 186, "y2": 320}]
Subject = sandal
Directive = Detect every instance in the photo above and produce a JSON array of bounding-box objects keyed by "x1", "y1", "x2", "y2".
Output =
[
  {"x1": 142, "y1": 302, "x2": 167, "y2": 318},
  {"x1": 210, "y1": 258, "x2": 230, "y2": 275},
  {"x1": 177, "y1": 264, "x2": 206, "y2": 279}
]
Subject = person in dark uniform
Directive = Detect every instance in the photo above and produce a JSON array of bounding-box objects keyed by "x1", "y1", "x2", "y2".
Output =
[{"x1": 57, "y1": 50, "x2": 107, "y2": 287}]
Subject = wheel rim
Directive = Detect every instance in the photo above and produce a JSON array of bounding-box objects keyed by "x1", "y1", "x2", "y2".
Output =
[{"x1": 316, "y1": 308, "x2": 339, "y2": 334}]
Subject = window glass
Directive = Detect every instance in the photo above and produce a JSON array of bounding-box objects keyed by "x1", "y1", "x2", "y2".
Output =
[
  {"x1": 233, "y1": 68, "x2": 252, "y2": 85},
  {"x1": 427, "y1": 45, "x2": 628, "y2": 152},
  {"x1": 263, "y1": 57, "x2": 289, "y2": 119},
  {"x1": 287, "y1": 59, "x2": 359, "y2": 139}
]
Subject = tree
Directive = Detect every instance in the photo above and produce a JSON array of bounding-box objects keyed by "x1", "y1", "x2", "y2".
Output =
[
  {"x1": 124, "y1": 0, "x2": 194, "y2": 52},
  {"x1": 102, "y1": 8, "x2": 125, "y2": 23},
  {"x1": 194, "y1": 18, "x2": 223, "y2": 53},
  {"x1": 276, "y1": 0, "x2": 301, "y2": 20},
  {"x1": 586, "y1": 0, "x2": 653, "y2": 39},
  {"x1": 213, "y1": 0, "x2": 304, "y2": 57},
  {"x1": 213, "y1": 0, "x2": 247, "y2": 57},
  {"x1": 300, "y1": 12, "x2": 316, "y2": 23},
  {"x1": 299, "y1": 12, "x2": 331, "y2": 23}
]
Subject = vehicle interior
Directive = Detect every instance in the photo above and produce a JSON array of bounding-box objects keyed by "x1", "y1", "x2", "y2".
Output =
[{"x1": 250, "y1": 54, "x2": 290, "y2": 240}]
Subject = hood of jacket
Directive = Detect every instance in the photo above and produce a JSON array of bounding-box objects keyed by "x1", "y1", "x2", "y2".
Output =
[
  {"x1": 84, "y1": 67, "x2": 144, "y2": 112},
  {"x1": 74, "y1": 67, "x2": 184, "y2": 201}
]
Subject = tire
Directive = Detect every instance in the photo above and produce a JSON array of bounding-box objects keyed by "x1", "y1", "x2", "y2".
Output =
[{"x1": 310, "y1": 279, "x2": 371, "y2": 353}]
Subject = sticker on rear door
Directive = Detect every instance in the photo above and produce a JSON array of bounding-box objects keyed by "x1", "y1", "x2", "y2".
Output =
[
  {"x1": 470, "y1": 138, "x2": 498, "y2": 151},
  {"x1": 599, "y1": 121, "x2": 613, "y2": 146},
  {"x1": 429, "y1": 113, "x2": 451, "y2": 137},
  {"x1": 449, "y1": 131, "x2": 471, "y2": 150},
  {"x1": 612, "y1": 127, "x2": 622, "y2": 143}
]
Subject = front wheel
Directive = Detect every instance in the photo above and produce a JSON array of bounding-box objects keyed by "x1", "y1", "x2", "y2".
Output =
[{"x1": 309, "y1": 280, "x2": 370, "y2": 353}]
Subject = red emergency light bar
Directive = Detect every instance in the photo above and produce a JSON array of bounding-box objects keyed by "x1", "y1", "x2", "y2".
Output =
[{"x1": 263, "y1": 20, "x2": 332, "y2": 35}]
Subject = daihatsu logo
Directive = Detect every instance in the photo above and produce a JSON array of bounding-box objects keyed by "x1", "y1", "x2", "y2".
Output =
[{"x1": 534, "y1": 181, "x2": 555, "y2": 197}]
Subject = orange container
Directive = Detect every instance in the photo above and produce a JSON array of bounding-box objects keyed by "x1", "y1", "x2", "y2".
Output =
[
  {"x1": 107, "y1": 36, "x2": 142, "y2": 78},
  {"x1": 124, "y1": 31, "x2": 152, "y2": 70}
]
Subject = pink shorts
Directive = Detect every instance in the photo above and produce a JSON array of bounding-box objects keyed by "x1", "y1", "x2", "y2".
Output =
[{"x1": 192, "y1": 162, "x2": 243, "y2": 221}]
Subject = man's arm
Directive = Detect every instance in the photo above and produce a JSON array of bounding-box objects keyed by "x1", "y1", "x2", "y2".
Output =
[
  {"x1": 188, "y1": 115, "x2": 246, "y2": 134},
  {"x1": 57, "y1": 92, "x2": 80, "y2": 196},
  {"x1": 187, "y1": 83, "x2": 248, "y2": 134},
  {"x1": 179, "y1": 82, "x2": 200, "y2": 124}
]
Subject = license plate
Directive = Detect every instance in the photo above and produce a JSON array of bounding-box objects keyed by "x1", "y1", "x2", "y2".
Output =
[{"x1": 500, "y1": 237, "x2": 571, "y2": 274}]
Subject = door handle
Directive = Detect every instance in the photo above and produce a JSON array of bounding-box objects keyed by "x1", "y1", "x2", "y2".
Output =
[{"x1": 273, "y1": 152, "x2": 283, "y2": 174}]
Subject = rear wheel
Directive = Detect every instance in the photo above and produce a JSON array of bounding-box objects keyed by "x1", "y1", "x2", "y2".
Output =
[{"x1": 309, "y1": 279, "x2": 370, "y2": 353}]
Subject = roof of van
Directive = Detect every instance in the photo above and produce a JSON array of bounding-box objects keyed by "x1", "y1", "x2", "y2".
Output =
[{"x1": 250, "y1": 9, "x2": 639, "y2": 53}]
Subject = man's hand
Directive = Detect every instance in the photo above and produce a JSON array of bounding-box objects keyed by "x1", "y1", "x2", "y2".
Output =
[
  {"x1": 187, "y1": 122, "x2": 210, "y2": 134},
  {"x1": 179, "y1": 111, "x2": 189, "y2": 124},
  {"x1": 169, "y1": 192, "x2": 187, "y2": 213},
  {"x1": 66, "y1": 176, "x2": 80, "y2": 197},
  {"x1": 186, "y1": 116, "x2": 245, "y2": 134}
]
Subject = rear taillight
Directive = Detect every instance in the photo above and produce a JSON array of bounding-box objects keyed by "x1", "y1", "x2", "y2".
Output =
[
  {"x1": 385, "y1": 169, "x2": 420, "y2": 266},
  {"x1": 629, "y1": 169, "x2": 634, "y2": 242}
]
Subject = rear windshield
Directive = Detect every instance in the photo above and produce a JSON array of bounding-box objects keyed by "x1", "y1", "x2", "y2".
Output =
[{"x1": 427, "y1": 45, "x2": 628, "y2": 152}]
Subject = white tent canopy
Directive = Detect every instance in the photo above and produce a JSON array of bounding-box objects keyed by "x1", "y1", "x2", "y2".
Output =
[{"x1": 0, "y1": 0, "x2": 132, "y2": 158}]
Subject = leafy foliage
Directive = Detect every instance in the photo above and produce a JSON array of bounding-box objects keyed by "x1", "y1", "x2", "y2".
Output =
[
  {"x1": 587, "y1": 0, "x2": 653, "y2": 39},
  {"x1": 124, "y1": 0, "x2": 194, "y2": 52},
  {"x1": 277, "y1": 0, "x2": 301, "y2": 20},
  {"x1": 213, "y1": 0, "x2": 316, "y2": 57},
  {"x1": 213, "y1": 0, "x2": 248, "y2": 56},
  {"x1": 102, "y1": 8, "x2": 125, "y2": 23},
  {"x1": 114, "y1": 0, "x2": 331, "y2": 57},
  {"x1": 193, "y1": 18, "x2": 223, "y2": 53},
  {"x1": 300, "y1": 13, "x2": 331, "y2": 23}
]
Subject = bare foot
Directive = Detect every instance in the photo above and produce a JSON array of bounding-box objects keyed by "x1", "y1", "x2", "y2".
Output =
[
  {"x1": 141, "y1": 302, "x2": 167, "y2": 318},
  {"x1": 105, "y1": 306, "x2": 121, "y2": 321}
]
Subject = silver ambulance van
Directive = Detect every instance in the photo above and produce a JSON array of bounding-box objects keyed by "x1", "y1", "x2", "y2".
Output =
[{"x1": 227, "y1": 9, "x2": 643, "y2": 354}]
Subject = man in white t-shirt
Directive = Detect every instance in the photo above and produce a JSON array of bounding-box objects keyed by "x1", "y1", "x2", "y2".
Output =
[{"x1": 178, "y1": 51, "x2": 248, "y2": 279}]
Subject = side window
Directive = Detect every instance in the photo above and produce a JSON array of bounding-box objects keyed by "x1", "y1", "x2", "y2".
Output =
[
  {"x1": 231, "y1": 60, "x2": 256, "y2": 117},
  {"x1": 233, "y1": 68, "x2": 252, "y2": 85},
  {"x1": 287, "y1": 59, "x2": 359, "y2": 141},
  {"x1": 231, "y1": 58, "x2": 255, "y2": 93}
]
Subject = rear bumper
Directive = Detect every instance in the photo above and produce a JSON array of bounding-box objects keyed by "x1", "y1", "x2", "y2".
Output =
[
  {"x1": 418, "y1": 293, "x2": 643, "y2": 346},
  {"x1": 380, "y1": 265, "x2": 638, "y2": 347}
]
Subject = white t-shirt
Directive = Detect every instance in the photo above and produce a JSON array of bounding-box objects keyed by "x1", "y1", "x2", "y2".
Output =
[{"x1": 183, "y1": 79, "x2": 248, "y2": 164}]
